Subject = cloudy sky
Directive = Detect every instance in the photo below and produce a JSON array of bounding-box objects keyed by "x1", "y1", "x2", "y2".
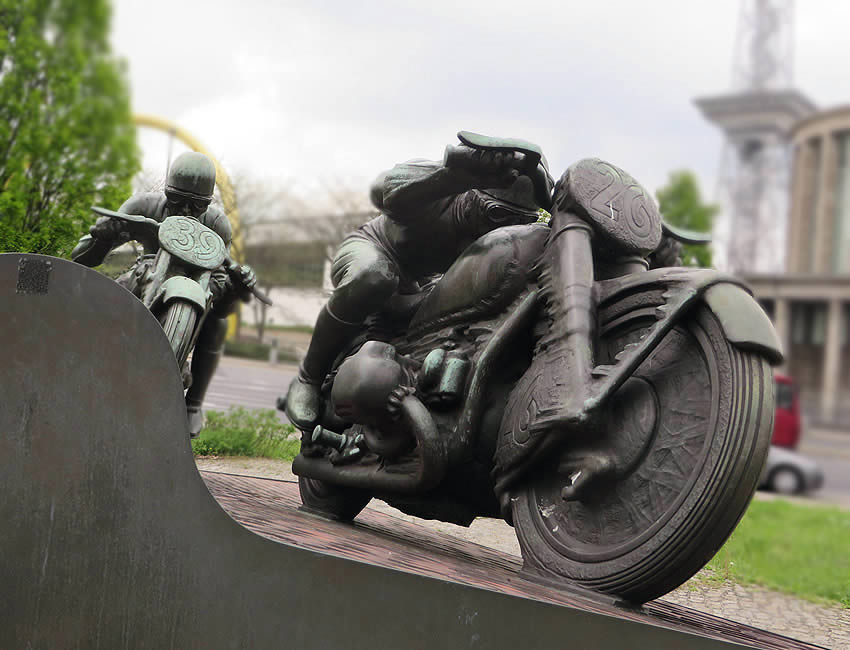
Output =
[{"x1": 110, "y1": 0, "x2": 850, "y2": 214}]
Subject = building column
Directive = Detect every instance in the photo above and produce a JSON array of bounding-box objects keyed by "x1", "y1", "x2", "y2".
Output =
[
  {"x1": 820, "y1": 298, "x2": 843, "y2": 422},
  {"x1": 787, "y1": 141, "x2": 815, "y2": 272},
  {"x1": 813, "y1": 134, "x2": 839, "y2": 273},
  {"x1": 773, "y1": 298, "x2": 791, "y2": 372}
]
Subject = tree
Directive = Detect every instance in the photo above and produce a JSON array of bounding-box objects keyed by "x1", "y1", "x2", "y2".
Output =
[
  {"x1": 225, "y1": 171, "x2": 308, "y2": 341},
  {"x1": 227, "y1": 173, "x2": 376, "y2": 341},
  {"x1": 655, "y1": 171, "x2": 718, "y2": 268},
  {"x1": 0, "y1": 0, "x2": 139, "y2": 257}
]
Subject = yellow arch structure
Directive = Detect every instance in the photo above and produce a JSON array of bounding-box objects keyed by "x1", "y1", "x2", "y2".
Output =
[
  {"x1": 133, "y1": 114, "x2": 244, "y2": 260},
  {"x1": 133, "y1": 114, "x2": 245, "y2": 337}
]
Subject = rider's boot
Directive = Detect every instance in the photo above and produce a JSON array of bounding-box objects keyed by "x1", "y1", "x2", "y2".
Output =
[
  {"x1": 284, "y1": 305, "x2": 362, "y2": 434},
  {"x1": 185, "y1": 317, "x2": 228, "y2": 438}
]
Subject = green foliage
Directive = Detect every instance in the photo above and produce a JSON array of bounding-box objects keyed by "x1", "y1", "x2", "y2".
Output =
[
  {"x1": 0, "y1": 0, "x2": 139, "y2": 257},
  {"x1": 655, "y1": 171, "x2": 718, "y2": 268},
  {"x1": 223, "y1": 338, "x2": 299, "y2": 363},
  {"x1": 191, "y1": 407, "x2": 300, "y2": 460},
  {"x1": 705, "y1": 499, "x2": 850, "y2": 607}
]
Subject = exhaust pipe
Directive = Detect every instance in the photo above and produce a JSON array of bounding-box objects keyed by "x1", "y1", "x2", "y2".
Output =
[{"x1": 292, "y1": 394, "x2": 446, "y2": 494}]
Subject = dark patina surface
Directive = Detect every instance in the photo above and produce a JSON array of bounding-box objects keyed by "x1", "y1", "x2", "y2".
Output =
[{"x1": 0, "y1": 253, "x2": 802, "y2": 649}]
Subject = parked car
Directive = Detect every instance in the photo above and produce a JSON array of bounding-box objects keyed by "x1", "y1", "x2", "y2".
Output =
[
  {"x1": 772, "y1": 373, "x2": 801, "y2": 449},
  {"x1": 757, "y1": 373, "x2": 824, "y2": 495},
  {"x1": 759, "y1": 445, "x2": 824, "y2": 495}
]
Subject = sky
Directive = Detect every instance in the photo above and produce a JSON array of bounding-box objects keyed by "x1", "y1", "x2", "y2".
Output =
[{"x1": 110, "y1": 0, "x2": 850, "y2": 219}]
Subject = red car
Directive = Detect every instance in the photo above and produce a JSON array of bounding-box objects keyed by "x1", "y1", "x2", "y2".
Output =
[
  {"x1": 772, "y1": 373, "x2": 801, "y2": 449},
  {"x1": 758, "y1": 373, "x2": 823, "y2": 495}
]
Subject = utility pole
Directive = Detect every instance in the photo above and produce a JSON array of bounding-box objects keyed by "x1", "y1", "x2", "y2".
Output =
[{"x1": 695, "y1": 0, "x2": 815, "y2": 272}]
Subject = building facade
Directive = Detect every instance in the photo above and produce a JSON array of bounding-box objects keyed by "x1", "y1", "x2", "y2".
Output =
[{"x1": 743, "y1": 105, "x2": 850, "y2": 425}]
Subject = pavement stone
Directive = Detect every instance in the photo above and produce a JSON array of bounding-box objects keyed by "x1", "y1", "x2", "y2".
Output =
[{"x1": 197, "y1": 457, "x2": 850, "y2": 649}]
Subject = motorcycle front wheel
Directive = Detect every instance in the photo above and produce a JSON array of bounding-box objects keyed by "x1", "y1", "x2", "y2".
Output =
[
  {"x1": 298, "y1": 476, "x2": 371, "y2": 521},
  {"x1": 159, "y1": 300, "x2": 199, "y2": 369},
  {"x1": 510, "y1": 291, "x2": 774, "y2": 603}
]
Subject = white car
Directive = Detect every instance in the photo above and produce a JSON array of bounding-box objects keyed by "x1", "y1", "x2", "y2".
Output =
[{"x1": 759, "y1": 445, "x2": 824, "y2": 495}]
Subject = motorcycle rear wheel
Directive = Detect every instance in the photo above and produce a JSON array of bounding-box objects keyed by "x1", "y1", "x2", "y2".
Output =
[
  {"x1": 159, "y1": 300, "x2": 199, "y2": 369},
  {"x1": 511, "y1": 294, "x2": 774, "y2": 603}
]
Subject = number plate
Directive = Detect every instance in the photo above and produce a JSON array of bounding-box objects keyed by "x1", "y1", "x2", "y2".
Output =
[
  {"x1": 158, "y1": 216, "x2": 227, "y2": 270},
  {"x1": 559, "y1": 158, "x2": 662, "y2": 256}
]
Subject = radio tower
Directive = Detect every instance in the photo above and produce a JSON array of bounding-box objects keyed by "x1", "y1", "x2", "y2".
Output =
[{"x1": 695, "y1": 0, "x2": 815, "y2": 272}]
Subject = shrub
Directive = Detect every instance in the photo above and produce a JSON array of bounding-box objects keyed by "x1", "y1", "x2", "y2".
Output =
[{"x1": 223, "y1": 339, "x2": 299, "y2": 363}]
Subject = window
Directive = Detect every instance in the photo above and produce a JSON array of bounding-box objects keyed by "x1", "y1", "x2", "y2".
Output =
[
  {"x1": 775, "y1": 381, "x2": 794, "y2": 410},
  {"x1": 790, "y1": 302, "x2": 827, "y2": 346}
]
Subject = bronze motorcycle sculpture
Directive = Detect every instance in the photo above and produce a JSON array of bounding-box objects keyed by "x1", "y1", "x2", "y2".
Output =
[
  {"x1": 286, "y1": 145, "x2": 781, "y2": 604},
  {"x1": 90, "y1": 207, "x2": 271, "y2": 380}
]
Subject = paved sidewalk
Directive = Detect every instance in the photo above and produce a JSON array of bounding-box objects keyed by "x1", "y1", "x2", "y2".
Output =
[{"x1": 197, "y1": 457, "x2": 850, "y2": 649}]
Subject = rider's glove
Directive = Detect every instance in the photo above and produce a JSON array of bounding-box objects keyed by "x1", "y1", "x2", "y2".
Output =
[
  {"x1": 239, "y1": 264, "x2": 257, "y2": 290},
  {"x1": 236, "y1": 263, "x2": 257, "y2": 301},
  {"x1": 461, "y1": 149, "x2": 521, "y2": 190},
  {"x1": 89, "y1": 217, "x2": 124, "y2": 242}
]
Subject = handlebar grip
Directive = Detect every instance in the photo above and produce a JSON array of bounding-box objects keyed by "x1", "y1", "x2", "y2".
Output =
[
  {"x1": 443, "y1": 144, "x2": 535, "y2": 173},
  {"x1": 443, "y1": 143, "x2": 481, "y2": 170}
]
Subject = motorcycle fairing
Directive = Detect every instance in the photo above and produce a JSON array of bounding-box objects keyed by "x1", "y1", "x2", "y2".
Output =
[
  {"x1": 407, "y1": 223, "x2": 549, "y2": 335},
  {"x1": 158, "y1": 216, "x2": 228, "y2": 271}
]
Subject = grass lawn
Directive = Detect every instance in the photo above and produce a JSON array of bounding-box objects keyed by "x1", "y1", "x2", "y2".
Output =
[
  {"x1": 192, "y1": 407, "x2": 300, "y2": 461},
  {"x1": 704, "y1": 498, "x2": 850, "y2": 607}
]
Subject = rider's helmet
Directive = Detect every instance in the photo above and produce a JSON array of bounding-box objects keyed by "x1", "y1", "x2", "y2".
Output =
[
  {"x1": 165, "y1": 152, "x2": 217, "y2": 218},
  {"x1": 479, "y1": 154, "x2": 554, "y2": 224}
]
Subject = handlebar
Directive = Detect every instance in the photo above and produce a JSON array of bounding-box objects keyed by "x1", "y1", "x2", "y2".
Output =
[
  {"x1": 661, "y1": 221, "x2": 712, "y2": 246},
  {"x1": 91, "y1": 205, "x2": 273, "y2": 306},
  {"x1": 223, "y1": 257, "x2": 273, "y2": 306},
  {"x1": 91, "y1": 206, "x2": 160, "y2": 230}
]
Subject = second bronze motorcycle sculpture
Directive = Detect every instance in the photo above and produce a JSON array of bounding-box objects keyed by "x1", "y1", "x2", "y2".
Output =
[{"x1": 283, "y1": 133, "x2": 782, "y2": 604}]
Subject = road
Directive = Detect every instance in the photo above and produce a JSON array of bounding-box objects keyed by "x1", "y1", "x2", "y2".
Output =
[
  {"x1": 799, "y1": 428, "x2": 850, "y2": 508},
  {"x1": 207, "y1": 356, "x2": 850, "y2": 507},
  {"x1": 206, "y1": 356, "x2": 296, "y2": 421}
]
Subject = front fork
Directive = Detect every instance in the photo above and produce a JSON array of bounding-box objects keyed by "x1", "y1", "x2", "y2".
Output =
[
  {"x1": 536, "y1": 211, "x2": 698, "y2": 434},
  {"x1": 538, "y1": 212, "x2": 596, "y2": 422},
  {"x1": 531, "y1": 211, "x2": 699, "y2": 501}
]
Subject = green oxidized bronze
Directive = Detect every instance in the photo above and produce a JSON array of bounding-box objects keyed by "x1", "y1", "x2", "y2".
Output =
[{"x1": 72, "y1": 151, "x2": 264, "y2": 437}]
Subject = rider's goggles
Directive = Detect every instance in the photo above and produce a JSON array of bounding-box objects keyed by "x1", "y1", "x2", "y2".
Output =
[
  {"x1": 165, "y1": 189, "x2": 211, "y2": 214},
  {"x1": 480, "y1": 196, "x2": 540, "y2": 224}
]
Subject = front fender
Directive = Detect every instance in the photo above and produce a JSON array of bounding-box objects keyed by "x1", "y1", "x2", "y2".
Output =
[
  {"x1": 595, "y1": 268, "x2": 783, "y2": 366},
  {"x1": 703, "y1": 283, "x2": 783, "y2": 365},
  {"x1": 153, "y1": 276, "x2": 209, "y2": 313}
]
